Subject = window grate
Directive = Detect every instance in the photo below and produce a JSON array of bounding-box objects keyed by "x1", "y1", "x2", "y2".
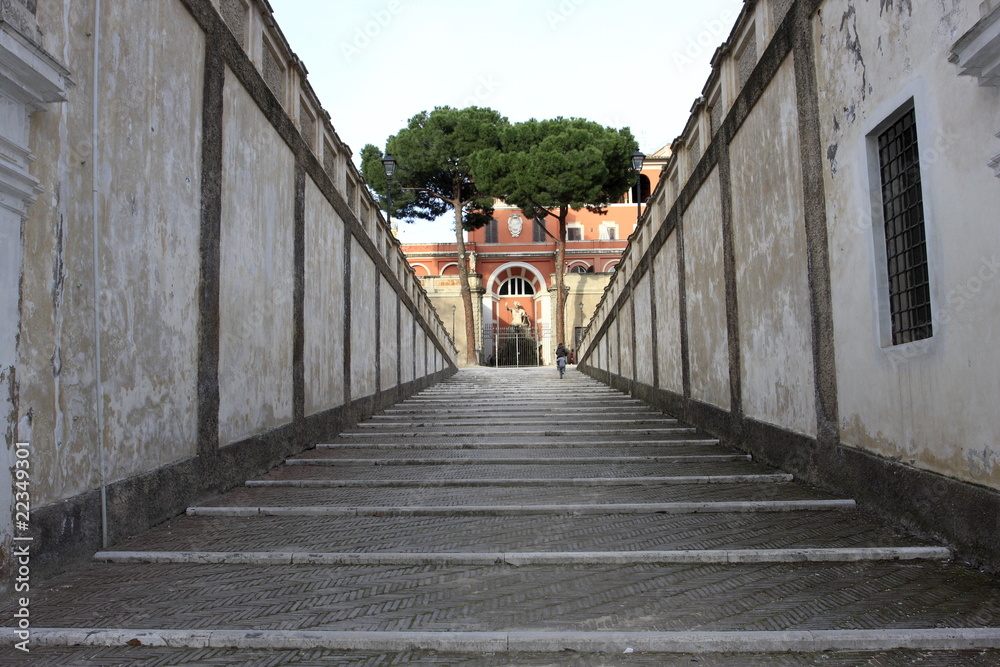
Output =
[{"x1": 877, "y1": 107, "x2": 932, "y2": 345}]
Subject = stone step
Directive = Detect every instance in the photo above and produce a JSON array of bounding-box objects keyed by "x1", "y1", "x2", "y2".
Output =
[
  {"x1": 245, "y1": 474, "x2": 794, "y2": 488},
  {"x1": 12, "y1": 560, "x2": 1000, "y2": 637},
  {"x1": 9, "y1": 367, "x2": 995, "y2": 659},
  {"x1": 338, "y1": 426, "x2": 698, "y2": 437},
  {"x1": 327, "y1": 433, "x2": 715, "y2": 446},
  {"x1": 93, "y1": 546, "x2": 952, "y2": 566},
  {"x1": 294, "y1": 455, "x2": 748, "y2": 466},
  {"x1": 270, "y1": 460, "x2": 760, "y2": 474},
  {"x1": 312, "y1": 437, "x2": 720, "y2": 456},
  {"x1": 100, "y1": 511, "x2": 944, "y2": 555},
  {"x1": 9, "y1": 628, "x2": 1000, "y2": 656},
  {"x1": 186, "y1": 499, "x2": 858, "y2": 517}
]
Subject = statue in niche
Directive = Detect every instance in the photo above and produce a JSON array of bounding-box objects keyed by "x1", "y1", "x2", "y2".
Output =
[
  {"x1": 506, "y1": 301, "x2": 530, "y2": 328},
  {"x1": 507, "y1": 214, "x2": 523, "y2": 238}
]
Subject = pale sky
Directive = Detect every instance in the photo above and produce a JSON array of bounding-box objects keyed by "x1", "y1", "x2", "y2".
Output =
[{"x1": 271, "y1": 0, "x2": 744, "y2": 241}]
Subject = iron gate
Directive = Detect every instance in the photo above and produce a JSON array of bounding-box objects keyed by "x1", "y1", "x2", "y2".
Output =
[{"x1": 481, "y1": 324, "x2": 549, "y2": 367}]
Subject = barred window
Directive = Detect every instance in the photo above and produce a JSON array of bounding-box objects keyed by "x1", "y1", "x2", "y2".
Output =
[
  {"x1": 485, "y1": 218, "x2": 498, "y2": 243},
  {"x1": 876, "y1": 107, "x2": 932, "y2": 345}
]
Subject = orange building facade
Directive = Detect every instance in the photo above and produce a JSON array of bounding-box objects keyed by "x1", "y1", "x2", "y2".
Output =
[{"x1": 402, "y1": 150, "x2": 667, "y2": 365}]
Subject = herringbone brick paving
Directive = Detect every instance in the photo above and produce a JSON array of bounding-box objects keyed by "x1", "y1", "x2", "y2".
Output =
[
  {"x1": 257, "y1": 461, "x2": 770, "y2": 479},
  {"x1": 12, "y1": 561, "x2": 1000, "y2": 631},
  {"x1": 113, "y1": 512, "x2": 926, "y2": 553},
  {"x1": 6, "y1": 647, "x2": 1000, "y2": 666},
  {"x1": 4, "y1": 367, "x2": 1000, "y2": 664},
  {"x1": 195, "y1": 482, "x2": 836, "y2": 507}
]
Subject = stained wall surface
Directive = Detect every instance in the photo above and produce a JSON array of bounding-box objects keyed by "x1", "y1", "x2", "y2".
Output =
[
  {"x1": 577, "y1": 0, "x2": 1000, "y2": 568},
  {"x1": 219, "y1": 70, "x2": 295, "y2": 446},
  {"x1": 815, "y1": 0, "x2": 1000, "y2": 488},
  {"x1": 730, "y1": 57, "x2": 816, "y2": 438},
  {"x1": 304, "y1": 179, "x2": 345, "y2": 416},
  {"x1": 682, "y1": 169, "x2": 730, "y2": 411},
  {"x1": 653, "y1": 235, "x2": 683, "y2": 393},
  {"x1": 5, "y1": 0, "x2": 457, "y2": 584}
]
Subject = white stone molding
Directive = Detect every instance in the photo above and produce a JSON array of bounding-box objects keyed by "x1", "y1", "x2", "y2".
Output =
[
  {"x1": 0, "y1": 20, "x2": 72, "y2": 110},
  {"x1": 951, "y1": 4, "x2": 1000, "y2": 177},
  {"x1": 0, "y1": 20, "x2": 72, "y2": 216},
  {"x1": 951, "y1": 4, "x2": 1000, "y2": 87}
]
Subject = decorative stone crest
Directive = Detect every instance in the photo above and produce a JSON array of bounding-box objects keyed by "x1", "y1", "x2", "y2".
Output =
[{"x1": 507, "y1": 214, "x2": 523, "y2": 238}]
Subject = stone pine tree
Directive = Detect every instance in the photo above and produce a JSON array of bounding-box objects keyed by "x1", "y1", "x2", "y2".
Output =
[
  {"x1": 473, "y1": 117, "x2": 638, "y2": 350},
  {"x1": 361, "y1": 106, "x2": 508, "y2": 366}
]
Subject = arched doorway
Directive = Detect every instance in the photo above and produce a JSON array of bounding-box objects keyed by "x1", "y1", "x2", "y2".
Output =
[{"x1": 483, "y1": 263, "x2": 550, "y2": 366}]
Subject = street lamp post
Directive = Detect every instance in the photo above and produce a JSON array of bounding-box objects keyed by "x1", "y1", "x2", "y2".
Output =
[
  {"x1": 631, "y1": 149, "x2": 645, "y2": 224},
  {"x1": 381, "y1": 153, "x2": 396, "y2": 228}
]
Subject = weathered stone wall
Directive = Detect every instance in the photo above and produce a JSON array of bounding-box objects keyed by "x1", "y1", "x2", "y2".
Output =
[
  {"x1": 814, "y1": 0, "x2": 1000, "y2": 492},
  {"x1": 6, "y1": 0, "x2": 456, "y2": 584},
  {"x1": 579, "y1": 0, "x2": 1000, "y2": 569}
]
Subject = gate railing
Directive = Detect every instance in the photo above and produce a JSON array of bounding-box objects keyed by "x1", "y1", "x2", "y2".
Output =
[{"x1": 481, "y1": 324, "x2": 549, "y2": 367}]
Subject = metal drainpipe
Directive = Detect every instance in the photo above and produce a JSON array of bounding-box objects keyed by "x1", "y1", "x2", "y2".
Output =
[{"x1": 91, "y1": 0, "x2": 108, "y2": 550}]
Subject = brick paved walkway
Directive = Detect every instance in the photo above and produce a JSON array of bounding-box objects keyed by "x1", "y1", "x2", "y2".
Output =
[{"x1": 3, "y1": 367, "x2": 1000, "y2": 665}]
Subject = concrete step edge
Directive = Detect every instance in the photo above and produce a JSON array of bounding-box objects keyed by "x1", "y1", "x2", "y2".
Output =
[
  {"x1": 359, "y1": 418, "x2": 680, "y2": 426},
  {"x1": 338, "y1": 428, "x2": 698, "y2": 437},
  {"x1": 288, "y1": 455, "x2": 752, "y2": 466},
  {"x1": 5, "y1": 627, "x2": 999, "y2": 653},
  {"x1": 316, "y1": 439, "x2": 722, "y2": 449},
  {"x1": 92, "y1": 547, "x2": 952, "y2": 566},
  {"x1": 185, "y1": 499, "x2": 857, "y2": 517},
  {"x1": 245, "y1": 474, "x2": 794, "y2": 488}
]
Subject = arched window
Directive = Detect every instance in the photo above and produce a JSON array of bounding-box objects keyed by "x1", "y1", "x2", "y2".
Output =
[
  {"x1": 498, "y1": 277, "x2": 535, "y2": 296},
  {"x1": 631, "y1": 174, "x2": 651, "y2": 204},
  {"x1": 569, "y1": 264, "x2": 592, "y2": 274}
]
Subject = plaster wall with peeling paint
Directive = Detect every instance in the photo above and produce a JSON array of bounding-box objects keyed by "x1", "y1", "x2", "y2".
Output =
[
  {"x1": 731, "y1": 56, "x2": 817, "y2": 438},
  {"x1": 815, "y1": 0, "x2": 1000, "y2": 488},
  {"x1": 578, "y1": 0, "x2": 1000, "y2": 564},
  {"x1": 684, "y1": 169, "x2": 731, "y2": 412},
  {"x1": 654, "y1": 235, "x2": 683, "y2": 394},
  {"x1": 19, "y1": 0, "x2": 204, "y2": 510},
  {"x1": 3, "y1": 0, "x2": 457, "y2": 585},
  {"x1": 634, "y1": 275, "x2": 654, "y2": 388},
  {"x1": 304, "y1": 179, "x2": 346, "y2": 416},
  {"x1": 218, "y1": 69, "x2": 294, "y2": 447}
]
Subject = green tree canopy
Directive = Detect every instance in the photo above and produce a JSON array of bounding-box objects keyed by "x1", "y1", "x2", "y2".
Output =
[
  {"x1": 360, "y1": 106, "x2": 509, "y2": 365},
  {"x1": 360, "y1": 106, "x2": 507, "y2": 231},
  {"x1": 472, "y1": 117, "x2": 638, "y2": 347},
  {"x1": 472, "y1": 117, "x2": 637, "y2": 219}
]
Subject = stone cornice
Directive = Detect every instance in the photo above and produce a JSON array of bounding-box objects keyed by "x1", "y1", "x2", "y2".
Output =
[
  {"x1": 0, "y1": 21, "x2": 73, "y2": 110},
  {"x1": 950, "y1": 4, "x2": 1000, "y2": 87}
]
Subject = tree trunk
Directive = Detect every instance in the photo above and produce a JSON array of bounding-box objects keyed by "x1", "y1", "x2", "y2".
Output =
[
  {"x1": 554, "y1": 205, "x2": 568, "y2": 352},
  {"x1": 452, "y1": 186, "x2": 478, "y2": 365}
]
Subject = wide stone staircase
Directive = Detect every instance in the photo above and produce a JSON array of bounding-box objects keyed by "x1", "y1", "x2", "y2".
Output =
[{"x1": 4, "y1": 367, "x2": 1000, "y2": 665}]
